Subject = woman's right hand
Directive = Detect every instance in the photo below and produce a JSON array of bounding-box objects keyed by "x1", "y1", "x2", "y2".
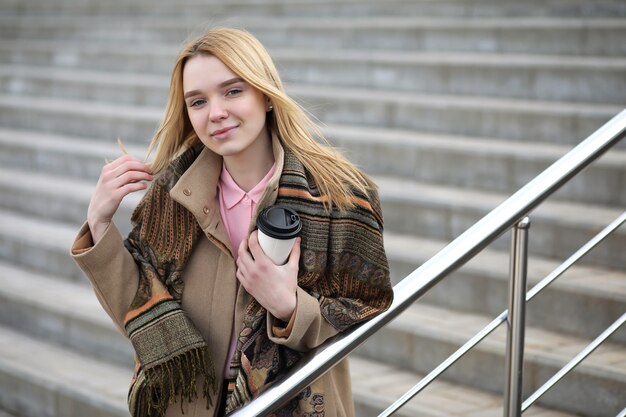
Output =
[{"x1": 87, "y1": 155, "x2": 153, "y2": 244}]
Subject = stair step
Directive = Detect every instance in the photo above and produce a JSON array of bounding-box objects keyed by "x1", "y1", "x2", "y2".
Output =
[
  {"x1": 376, "y1": 176, "x2": 626, "y2": 269},
  {"x1": 0, "y1": 124, "x2": 624, "y2": 207},
  {"x1": 0, "y1": 39, "x2": 176, "y2": 73},
  {"x1": 0, "y1": 322, "x2": 580, "y2": 417},
  {"x1": 0, "y1": 410, "x2": 24, "y2": 417},
  {"x1": 0, "y1": 251, "x2": 597, "y2": 417},
  {"x1": 0, "y1": 88, "x2": 618, "y2": 146},
  {"x1": 349, "y1": 355, "x2": 578, "y2": 417},
  {"x1": 249, "y1": 17, "x2": 626, "y2": 57},
  {"x1": 0, "y1": 166, "x2": 141, "y2": 225},
  {"x1": 0, "y1": 94, "x2": 160, "y2": 146},
  {"x1": 0, "y1": 64, "x2": 169, "y2": 106},
  {"x1": 290, "y1": 84, "x2": 620, "y2": 145},
  {"x1": 2, "y1": 43, "x2": 626, "y2": 104},
  {"x1": 0, "y1": 259, "x2": 596, "y2": 417},
  {"x1": 0, "y1": 127, "x2": 146, "y2": 179},
  {"x1": 0, "y1": 324, "x2": 130, "y2": 417},
  {"x1": 357, "y1": 303, "x2": 626, "y2": 416},
  {"x1": 274, "y1": 49, "x2": 626, "y2": 105},
  {"x1": 384, "y1": 231, "x2": 626, "y2": 344},
  {"x1": 0, "y1": 409, "x2": 33, "y2": 417},
  {"x1": 1, "y1": 153, "x2": 624, "y2": 271},
  {"x1": 2, "y1": 56, "x2": 625, "y2": 114},
  {"x1": 0, "y1": 209, "x2": 88, "y2": 282},
  {"x1": 0, "y1": 261, "x2": 133, "y2": 367},
  {"x1": 326, "y1": 124, "x2": 626, "y2": 207},
  {"x1": 0, "y1": 187, "x2": 623, "y2": 344},
  {"x1": 0, "y1": 249, "x2": 616, "y2": 415},
  {"x1": 0, "y1": 64, "x2": 621, "y2": 149},
  {"x1": 0, "y1": 16, "x2": 625, "y2": 56},
  {"x1": 1, "y1": 0, "x2": 625, "y2": 18}
]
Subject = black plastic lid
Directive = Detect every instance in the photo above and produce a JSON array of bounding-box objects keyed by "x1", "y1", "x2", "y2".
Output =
[{"x1": 256, "y1": 205, "x2": 302, "y2": 240}]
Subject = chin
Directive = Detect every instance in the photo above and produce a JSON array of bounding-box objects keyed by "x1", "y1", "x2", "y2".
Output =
[
  {"x1": 208, "y1": 143, "x2": 245, "y2": 158},
  {"x1": 200, "y1": 138, "x2": 230, "y2": 153}
]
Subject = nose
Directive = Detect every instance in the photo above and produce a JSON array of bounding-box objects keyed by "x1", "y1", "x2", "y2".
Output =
[{"x1": 209, "y1": 99, "x2": 228, "y2": 122}]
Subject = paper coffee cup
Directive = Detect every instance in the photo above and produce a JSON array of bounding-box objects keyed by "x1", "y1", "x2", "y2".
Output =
[{"x1": 256, "y1": 205, "x2": 302, "y2": 265}]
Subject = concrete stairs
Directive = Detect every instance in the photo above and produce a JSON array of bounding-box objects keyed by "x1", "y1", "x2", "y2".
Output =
[{"x1": 0, "y1": 1, "x2": 624, "y2": 416}]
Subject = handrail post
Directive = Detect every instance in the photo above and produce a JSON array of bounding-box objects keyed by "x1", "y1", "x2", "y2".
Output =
[{"x1": 504, "y1": 217, "x2": 530, "y2": 417}]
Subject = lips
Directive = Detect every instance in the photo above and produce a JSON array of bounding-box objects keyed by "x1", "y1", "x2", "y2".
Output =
[{"x1": 211, "y1": 125, "x2": 238, "y2": 138}]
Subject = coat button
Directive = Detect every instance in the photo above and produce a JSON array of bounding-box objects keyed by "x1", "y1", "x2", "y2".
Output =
[
  {"x1": 203, "y1": 207, "x2": 210, "y2": 214},
  {"x1": 183, "y1": 188, "x2": 192, "y2": 196}
]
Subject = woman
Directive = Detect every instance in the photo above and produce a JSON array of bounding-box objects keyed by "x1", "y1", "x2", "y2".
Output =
[{"x1": 71, "y1": 28, "x2": 393, "y2": 417}]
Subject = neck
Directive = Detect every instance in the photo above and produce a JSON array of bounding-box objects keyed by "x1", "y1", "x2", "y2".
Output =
[{"x1": 223, "y1": 133, "x2": 274, "y2": 192}]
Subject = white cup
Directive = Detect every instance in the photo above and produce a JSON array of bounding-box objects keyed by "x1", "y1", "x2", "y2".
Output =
[{"x1": 256, "y1": 206, "x2": 301, "y2": 265}]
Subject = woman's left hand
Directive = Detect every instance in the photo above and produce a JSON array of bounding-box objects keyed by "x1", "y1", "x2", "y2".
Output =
[{"x1": 236, "y1": 230, "x2": 300, "y2": 322}]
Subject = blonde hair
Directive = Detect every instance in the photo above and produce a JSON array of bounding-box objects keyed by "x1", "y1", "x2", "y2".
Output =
[{"x1": 148, "y1": 27, "x2": 375, "y2": 210}]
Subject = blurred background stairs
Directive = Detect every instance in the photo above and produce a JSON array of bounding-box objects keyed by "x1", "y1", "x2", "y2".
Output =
[{"x1": 0, "y1": 1, "x2": 625, "y2": 416}]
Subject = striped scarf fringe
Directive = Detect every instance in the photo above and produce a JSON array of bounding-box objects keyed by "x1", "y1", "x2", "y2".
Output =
[{"x1": 140, "y1": 346, "x2": 215, "y2": 416}]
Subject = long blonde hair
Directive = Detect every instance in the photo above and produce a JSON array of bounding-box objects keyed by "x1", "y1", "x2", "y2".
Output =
[{"x1": 148, "y1": 27, "x2": 375, "y2": 211}]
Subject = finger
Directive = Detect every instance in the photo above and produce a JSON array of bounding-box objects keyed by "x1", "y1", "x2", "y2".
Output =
[
  {"x1": 104, "y1": 154, "x2": 137, "y2": 170},
  {"x1": 238, "y1": 238, "x2": 257, "y2": 267},
  {"x1": 247, "y1": 230, "x2": 265, "y2": 260},
  {"x1": 238, "y1": 236, "x2": 250, "y2": 260},
  {"x1": 118, "y1": 181, "x2": 149, "y2": 197},
  {"x1": 287, "y1": 237, "x2": 301, "y2": 267},
  {"x1": 236, "y1": 268, "x2": 250, "y2": 290},
  {"x1": 102, "y1": 158, "x2": 143, "y2": 180},
  {"x1": 110, "y1": 160, "x2": 153, "y2": 179},
  {"x1": 235, "y1": 266, "x2": 246, "y2": 285},
  {"x1": 113, "y1": 171, "x2": 153, "y2": 188}
]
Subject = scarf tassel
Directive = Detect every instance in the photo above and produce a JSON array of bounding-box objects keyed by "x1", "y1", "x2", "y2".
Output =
[{"x1": 141, "y1": 346, "x2": 217, "y2": 416}]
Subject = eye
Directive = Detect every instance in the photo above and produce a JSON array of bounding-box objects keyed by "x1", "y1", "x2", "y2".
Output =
[
  {"x1": 226, "y1": 88, "x2": 242, "y2": 97},
  {"x1": 189, "y1": 98, "x2": 206, "y2": 108}
]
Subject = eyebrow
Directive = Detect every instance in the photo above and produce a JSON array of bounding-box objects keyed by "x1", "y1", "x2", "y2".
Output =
[{"x1": 183, "y1": 77, "x2": 245, "y2": 99}]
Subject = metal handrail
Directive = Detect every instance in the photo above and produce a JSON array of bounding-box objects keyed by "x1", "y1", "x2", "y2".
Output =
[
  {"x1": 379, "y1": 209, "x2": 626, "y2": 416},
  {"x1": 228, "y1": 109, "x2": 626, "y2": 417},
  {"x1": 522, "y1": 312, "x2": 626, "y2": 412}
]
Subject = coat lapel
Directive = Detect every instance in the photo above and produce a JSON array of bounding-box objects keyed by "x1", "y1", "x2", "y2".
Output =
[{"x1": 170, "y1": 146, "x2": 233, "y2": 256}]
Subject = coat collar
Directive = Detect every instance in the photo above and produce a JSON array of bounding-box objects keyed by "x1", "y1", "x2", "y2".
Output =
[{"x1": 169, "y1": 134, "x2": 285, "y2": 256}]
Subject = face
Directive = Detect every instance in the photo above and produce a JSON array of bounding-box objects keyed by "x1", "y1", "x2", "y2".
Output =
[{"x1": 182, "y1": 54, "x2": 271, "y2": 161}]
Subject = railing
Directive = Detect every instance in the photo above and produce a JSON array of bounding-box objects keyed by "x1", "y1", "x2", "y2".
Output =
[
  {"x1": 228, "y1": 108, "x2": 626, "y2": 417},
  {"x1": 380, "y1": 209, "x2": 626, "y2": 417},
  {"x1": 381, "y1": 210, "x2": 626, "y2": 417}
]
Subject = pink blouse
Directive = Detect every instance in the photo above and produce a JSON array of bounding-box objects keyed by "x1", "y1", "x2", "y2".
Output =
[
  {"x1": 218, "y1": 163, "x2": 276, "y2": 258},
  {"x1": 217, "y1": 162, "x2": 276, "y2": 376}
]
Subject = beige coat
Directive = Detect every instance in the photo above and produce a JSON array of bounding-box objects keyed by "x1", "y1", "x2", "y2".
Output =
[{"x1": 71, "y1": 140, "x2": 355, "y2": 417}]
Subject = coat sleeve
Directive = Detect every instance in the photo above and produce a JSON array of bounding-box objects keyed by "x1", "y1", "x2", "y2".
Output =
[
  {"x1": 267, "y1": 187, "x2": 393, "y2": 352},
  {"x1": 266, "y1": 286, "x2": 340, "y2": 352},
  {"x1": 70, "y1": 221, "x2": 140, "y2": 335}
]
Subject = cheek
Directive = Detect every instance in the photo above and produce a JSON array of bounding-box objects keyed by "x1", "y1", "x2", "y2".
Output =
[
  {"x1": 247, "y1": 103, "x2": 269, "y2": 126},
  {"x1": 187, "y1": 111, "x2": 205, "y2": 135},
  {"x1": 245, "y1": 94, "x2": 269, "y2": 122}
]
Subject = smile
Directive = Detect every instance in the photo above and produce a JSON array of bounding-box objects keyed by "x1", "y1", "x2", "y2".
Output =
[{"x1": 211, "y1": 125, "x2": 238, "y2": 138}]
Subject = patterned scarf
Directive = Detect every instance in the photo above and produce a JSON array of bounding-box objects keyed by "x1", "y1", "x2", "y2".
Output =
[{"x1": 123, "y1": 144, "x2": 393, "y2": 417}]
